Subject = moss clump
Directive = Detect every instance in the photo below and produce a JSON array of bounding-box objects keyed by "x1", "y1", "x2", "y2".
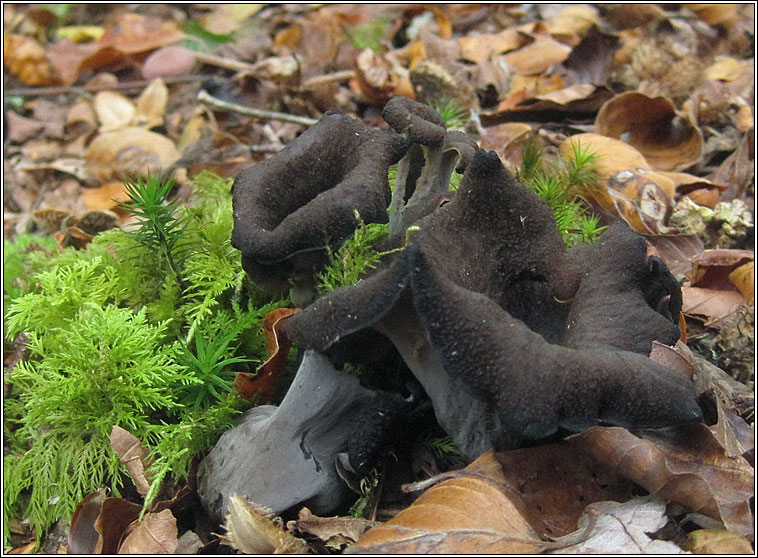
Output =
[{"x1": 3, "y1": 171, "x2": 287, "y2": 544}]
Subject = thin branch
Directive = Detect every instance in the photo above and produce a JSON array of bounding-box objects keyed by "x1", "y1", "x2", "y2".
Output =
[
  {"x1": 193, "y1": 52, "x2": 260, "y2": 74},
  {"x1": 301, "y1": 70, "x2": 355, "y2": 88},
  {"x1": 5, "y1": 75, "x2": 207, "y2": 97},
  {"x1": 197, "y1": 89, "x2": 318, "y2": 126}
]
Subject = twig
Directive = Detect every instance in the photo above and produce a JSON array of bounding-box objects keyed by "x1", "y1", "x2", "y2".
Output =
[
  {"x1": 301, "y1": 70, "x2": 355, "y2": 88},
  {"x1": 193, "y1": 52, "x2": 259, "y2": 74},
  {"x1": 5, "y1": 75, "x2": 207, "y2": 97},
  {"x1": 197, "y1": 89, "x2": 318, "y2": 126}
]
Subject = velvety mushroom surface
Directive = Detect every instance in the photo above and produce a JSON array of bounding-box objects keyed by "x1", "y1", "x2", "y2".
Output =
[{"x1": 201, "y1": 97, "x2": 702, "y2": 519}]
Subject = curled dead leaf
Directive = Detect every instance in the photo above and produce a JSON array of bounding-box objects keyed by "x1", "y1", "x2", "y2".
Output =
[
  {"x1": 119, "y1": 509, "x2": 178, "y2": 554},
  {"x1": 457, "y1": 28, "x2": 527, "y2": 64},
  {"x1": 94, "y1": 91, "x2": 136, "y2": 132},
  {"x1": 288, "y1": 508, "x2": 378, "y2": 549},
  {"x1": 683, "y1": 529, "x2": 754, "y2": 554},
  {"x1": 84, "y1": 127, "x2": 180, "y2": 182},
  {"x1": 682, "y1": 286, "x2": 745, "y2": 327},
  {"x1": 596, "y1": 92, "x2": 703, "y2": 171},
  {"x1": 222, "y1": 494, "x2": 309, "y2": 554},
  {"x1": 352, "y1": 451, "x2": 545, "y2": 554},
  {"x1": 503, "y1": 38, "x2": 572, "y2": 75},
  {"x1": 68, "y1": 490, "x2": 107, "y2": 554},
  {"x1": 569, "y1": 424, "x2": 754, "y2": 538},
  {"x1": 233, "y1": 307, "x2": 299, "y2": 402},
  {"x1": 559, "y1": 133, "x2": 678, "y2": 235},
  {"x1": 110, "y1": 425, "x2": 152, "y2": 497},
  {"x1": 3, "y1": 34, "x2": 58, "y2": 86},
  {"x1": 133, "y1": 78, "x2": 168, "y2": 129},
  {"x1": 729, "y1": 262, "x2": 754, "y2": 303},
  {"x1": 551, "y1": 496, "x2": 686, "y2": 554}
]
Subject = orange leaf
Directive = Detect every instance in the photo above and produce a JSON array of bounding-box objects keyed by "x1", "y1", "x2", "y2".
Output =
[
  {"x1": 3, "y1": 34, "x2": 58, "y2": 86},
  {"x1": 233, "y1": 308, "x2": 300, "y2": 403},
  {"x1": 352, "y1": 451, "x2": 545, "y2": 554},
  {"x1": 729, "y1": 262, "x2": 754, "y2": 303}
]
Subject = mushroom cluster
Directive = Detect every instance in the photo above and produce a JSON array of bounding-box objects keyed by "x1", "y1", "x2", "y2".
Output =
[{"x1": 199, "y1": 97, "x2": 702, "y2": 520}]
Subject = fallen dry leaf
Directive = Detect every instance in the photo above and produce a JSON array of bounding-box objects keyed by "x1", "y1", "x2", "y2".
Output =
[
  {"x1": 233, "y1": 307, "x2": 299, "y2": 402},
  {"x1": 68, "y1": 490, "x2": 107, "y2": 554},
  {"x1": 95, "y1": 498, "x2": 142, "y2": 554},
  {"x1": 492, "y1": 442, "x2": 633, "y2": 538},
  {"x1": 81, "y1": 182, "x2": 131, "y2": 211},
  {"x1": 222, "y1": 494, "x2": 310, "y2": 554},
  {"x1": 683, "y1": 529, "x2": 754, "y2": 554},
  {"x1": 287, "y1": 508, "x2": 378, "y2": 549},
  {"x1": 118, "y1": 509, "x2": 178, "y2": 554},
  {"x1": 133, "y1": 78, "x2": 168, "y2": 129},
  {"x1": 84, "y1": 127, "x2": 180, "y2": 182},
  {"x1": 94, "y1": 91, "x2": 137, "y2": 132},
  {"x1": 3, "y1": 33, "x2": 58, "y2": 86},
  {"x1": 502, "y1": 38, "x2": 572, "y2": 75},
  {"x1": 457, "y1": 28, "x2": 527, "y2": 64},
  {"x1": 110, "y1": 425, "x2": 152, "y2": 497},
  {"x1": 569, "y1": 424, "x2": 754, "y2": 538},
  {"x1": 683, "y1": 286, "x2": 745, "y2": 327},
  {"x1": 595, "y1": 92, "x2": 703, "y2": 172},
  {"x1": 351, "y1": 450, "x2": 545, "y2": 554},
  {"x1": 550, "y1": 496, "x2": 685, "y2": 554},
  {"x1": 729, "y1": 261, "x2": 754, "y2": 302},
  {"x1": 560, "y1": 132, "x2": 678, "y2": 235}
]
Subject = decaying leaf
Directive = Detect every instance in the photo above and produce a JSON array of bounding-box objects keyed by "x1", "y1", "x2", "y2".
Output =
[
  {"x1": 222, "y1": 494, "x2": 309, "y2": 554},
  {"x1": 81, "y1": 182, "x2": 131, "y2": 211},
  {"x1": 133, "y1": 78, "x2": 168, "y2": 130},
  {"x1": 682, "y1": 287, "x2": 745, "y2": 327},
  {"x1": 683, "y1": 529, "x2": 754, "y2": 554},
  {"x1": 94, "y1": 91, "x2": 137, "y2": 132},
  {"x1": 457, "y1": 28, "x2": 526, "y2": 64},
  {"x1": 3, "y1": 33, "x2": 58, "y2": 86},
  {"x1": 595, "y1": 92, "x2": 703, "y2": 172},
  {"x1": 502, "y1": 37, "x2": 572, "y2": 76},
  {"x1": 118, "y1": 509, "x2": 179, "y2": 554},
  {"x1": 729, "y1": 262, "x2": 754, "y2": 303},
  {"x1": 569, "y1": 425, "x2": 754, "y2": 538},
  {"x1": 232, "y1": 307, "x2": 299, "y2": 402},
  {"x1": 110, "y1": 425, "x2": 152, "y2": 497},
  {"x1": 94, "y1": 498, "x2": 142, "y2": 554},
  {"x1": 560, "y1": 133, "x2": 678, "y2": 235},
  {"x1": 84, "y1": 127, "x2": 180, "y2": 182},
  {"x1": 550, "y1": 496, "x2": 685, "y2": 554},
  {"x1": 68, "y1": 490, "x2": 107, "y2": 554},
  {"x1": 287, "y1": 507, "x2": 378, "y2": 549},
  {"x1": 351, "y1": 451, "x2": 545, "y2": 554}
]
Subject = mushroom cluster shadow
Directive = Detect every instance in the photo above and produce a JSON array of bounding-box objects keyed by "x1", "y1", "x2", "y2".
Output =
[{"x1": 198, "y1": 97, "x2": 702, "y2": 521}]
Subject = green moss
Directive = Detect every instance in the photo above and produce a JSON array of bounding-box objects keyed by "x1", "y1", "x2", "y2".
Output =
[
  {"x1": 3, "y1": 171, "x2": 287, "y2": 544},
  {"x1": 519, "y1": 138, "x2": 605, "y2": 247}
]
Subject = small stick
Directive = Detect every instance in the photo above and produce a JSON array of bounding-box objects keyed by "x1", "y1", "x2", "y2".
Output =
[
  {"x1": 301, "y1": 69, "x2": 355, "y2": 88},
  {"x1": 197, "y1": 89, "x2": 318, "y2": 126},
  {"x1": 5, "y1": 75, "x2": 207, "y2": 97},
  {"x1": 193, "y1": 51, "x2": 259, "y2": 74}
]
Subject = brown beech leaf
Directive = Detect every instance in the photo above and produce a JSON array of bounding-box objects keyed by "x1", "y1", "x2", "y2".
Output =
[
  {"x1": 94, "y1": 91, "x2": 136, "y2": 132},
  {"x1": 482, "y1": 84, "x2": 612, "y2": 125},
  {"x1": 110, "y1": 425, "x2": 152, "y2": 497},
  {"x1": 457, "y1": 28, "x2": 527, "y2": 64},
  {"x1": 648, "y1": 340, "x2": 695, "y2": 380},
  {"x1": 683, "y1": 529, "x2": 754, "y2": 554},
  {"x1": 502, "y1": 38, "x2": 572, "y2": 75},
  {"x1": 560, "y1": 133, "x2": 678, "y2": 235},
  {"x1": 222, "y1": 494, "x2": 310, "y2": 554},
  {"x1": 68, "y1": 489, "x2": 107, "y2": 554},
  {"x1": 729, "y1": 262, "x2": 754, "y2": 303},
  {"x1": 287, "y1": 508, "x2": 378, "y2": 549},
  {"x1": 646, "y1": 234, "x2": 704, "y2": 281},
  {"x1": 350, "y1": 450, "x2": 545, "y2": 554},
  {"x1": 682, "y1": 287, "x2": 745, "y2": 327},
  {"x1": 551, "y1": 496, "x2": 686, "y2": 554},
  {"x1": 118, "y1": 509, "x2": 178, "y2": 554},
  {"x1": 95, "y1": 498, "x2": 142, "y2": 555},
  {"x1": 595, "y1": 92, "x2": 703, "y2": 172},
  {"x1": 233, "y1": 307, "x2": 299, "y2": 403},
  {"x1": 568, "y1": 424, "x2": 754, "y2": 538},
  {"x1": 711, "y1": 398, "x2": 754, "y2": 459},
  {"x1": 84, "y1": 127, "x2": 180, "y2": 182},
  {"x1": 689, "y1": 249, "x2": 754, "y2": 291},
  {"x1": 81, "y1": 182, "x2": 131, "y2": 212},
  {"x1": 133, "y1": 78, "x2": 168, "y2": 130},
  {"x1": 492, "y1": 443, "x2": 633, "y2": 538},
  {"x1": 3, "y1": 34, "x2": 58, "y2": 86}
]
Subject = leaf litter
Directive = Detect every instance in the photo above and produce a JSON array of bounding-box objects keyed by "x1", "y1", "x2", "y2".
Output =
[{"x1": 3, "y1": 3, "x2": 753, "y2": 554}]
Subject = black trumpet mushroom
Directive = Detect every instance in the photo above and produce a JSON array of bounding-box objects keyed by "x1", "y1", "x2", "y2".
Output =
[{"x1": 199, "y1": 97, "x2": 702, "y2": 521}]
